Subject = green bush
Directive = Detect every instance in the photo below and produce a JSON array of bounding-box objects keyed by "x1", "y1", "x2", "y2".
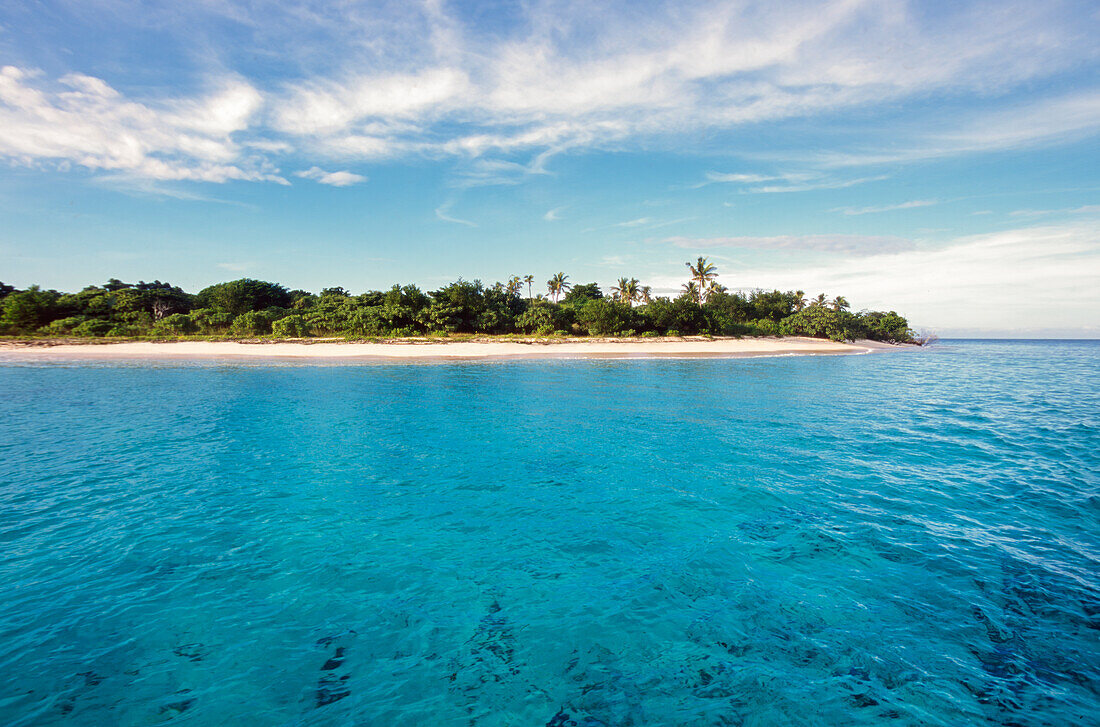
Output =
[
  {"x1": 860, "y1": 311, "x2": 913, "y2": 343},
  {"x1": 189, "y1": 308, "x2": 233, "y2": 332},
  {"x1": 37, "y1": 316, "x2": 87, "y2": 335},
  {"x1": 229, "y1": 310, "x2": 278, "y2": 336},
  {"x1": 195, "y1": 279, "x2": 291, "y2": 316},
  {"x1": 1, "y1": 286, "x2": 59, "y2": 332},
  {"x1": 106, "y1": 324, "x2": 142, "y2": 337},
  {"x1": 272, "y1": 314, "x2": 309, "y2": 337},
  {"x1": 152, "y1": 313, "x2": 198, "y2": 335},
  {"x1": 780, "y1": 308, "x2": 863, "y2": 341},
  {"x1": 71, "y1": 319, "x2": 114, "y2": 337},
  {"x1": 639, "y1": 298, "x2": 706, "y2": 334},
  {"x1": 576, "y1": 299, "x2": 637, "y2": 336}
]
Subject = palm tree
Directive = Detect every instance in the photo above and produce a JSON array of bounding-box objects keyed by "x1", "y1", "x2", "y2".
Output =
[
  {"x1": 685, "y1": 256, "x2": 719, "y2": 303},
  {"x1": 623, "y1": 278, "x2": 640, "y2": 305},
  {"x1": 611, "y1": 277, "x2": 630, "y2": 303},
  {"x1": 811, "y1": 293, "x2": 828, "y2": 307},
  {"x1": 611, "y1": 277, "x2": 640, "y2": 305},
  {"x1": 681, "y1": 280, "x2": 700, "y2": 301},
  {"x1": 547, "y1": 272, "x2": 570, "y2": 303},
  {"x1": 523, "y1": 275, "x2": 534, "y2": 300},
  {"x1": 639, "y1": 285, "x2": 652, "y2": 305},
  {"x1": 794, "y1": 290, "x2": 807, "y2": 311},
  {"x1": 831, "y1": 296, "x2": 850, "y2": 312},
  {"x1": 505, "y1": 276, "x2": 522, "y2": 296}
]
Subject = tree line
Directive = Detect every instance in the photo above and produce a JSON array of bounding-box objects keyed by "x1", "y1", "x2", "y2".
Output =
[{"x1": 0, "y1": 258, "x2": 914, "y2": 342}]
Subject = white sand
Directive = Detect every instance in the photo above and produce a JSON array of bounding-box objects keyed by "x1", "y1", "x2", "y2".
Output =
[{"x1": 0, "y1": 337, "x2": 908, "y2": 361}]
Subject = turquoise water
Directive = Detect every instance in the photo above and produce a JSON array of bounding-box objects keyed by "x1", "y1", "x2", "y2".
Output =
[{"x1": 1, "y1": 340, "x2": 1098, "y2": 726}]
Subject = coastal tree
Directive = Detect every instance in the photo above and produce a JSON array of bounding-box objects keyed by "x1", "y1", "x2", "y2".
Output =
[
  {"x1": 562, "y1": 282, "x2": 602, "y2": 304},
  {"x1": 0, "y1": 286, "x2": 60, "y2": 333},
  {"x1": 547, "y1": 272, "x2": 570, "y2": 303},
  {"x1": 523, "y1": 275, "x2": 535, "y2": 300},
  {"x1": 4, "y1": 274, "x2": 915, "y2": 345},
  {"x1": 196, "y1": 279, "x2": 292, "y2": 316},
  {"x1": 611, "y1": 277, "x2": 640, "y2": 305},
  {"x1": 681, "y1": 280, "x2": 700, "y2": 302},
  {"x1": 686, "y1": 257, "x2": 719, "y2": 304}
]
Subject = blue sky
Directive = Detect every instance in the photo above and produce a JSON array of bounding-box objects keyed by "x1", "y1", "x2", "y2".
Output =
[{"x1": 1, "y1": 0, "x2": 1098, "y2": 336}]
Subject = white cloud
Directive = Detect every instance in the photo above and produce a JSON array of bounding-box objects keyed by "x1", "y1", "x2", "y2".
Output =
[
  {"x1": 273, "y1": 68, "x2": 469, "y2": 135},
  {"x1": 747, "y1": 176, "x2": 889, "y2": 193},
  {"x1": 665, "y1": 234, "x2": 914, "y2": 255},
  {"x1": 544, "y1": 206, "x2": 566, "y2": 221},
  {"x1": 662, "y1": 223, "x2": 1100, "y2": 335},
  {"x1": 1, "y1": 1, "x2": 1097, "y2": 182},
  {"x1": 0, "y1": 66, "x2": 281, "y2": 183},
  {"x1": 434, "y1": 200, "x2": 476, "y2": 227},
  {"x1": 294, "y1": 166, "x2": 366, "y2": 186},
  {"x1": 1009, "y1": 204, "x2": 1100, "y2": 217},
  {"x1": 832, "y1": 200, "x2": 938, "y2": 215},
  {"x1": 813, "y1": 90, "x2": 1100, "y2": 167}
]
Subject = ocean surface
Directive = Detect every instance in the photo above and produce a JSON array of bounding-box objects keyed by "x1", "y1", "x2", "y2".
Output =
[{"x1": 1, "y1": 340, "x2": 1097, "y2": 726}]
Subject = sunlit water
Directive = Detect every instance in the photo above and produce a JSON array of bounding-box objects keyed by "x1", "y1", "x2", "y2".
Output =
[{"x1": 1, "y1": 340, "x2": 1098, "y2": 726}]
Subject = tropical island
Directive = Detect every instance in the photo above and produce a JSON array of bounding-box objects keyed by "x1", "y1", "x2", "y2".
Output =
[{"x1": 0, "y1": 257, "x2": 917, "y2": 345}]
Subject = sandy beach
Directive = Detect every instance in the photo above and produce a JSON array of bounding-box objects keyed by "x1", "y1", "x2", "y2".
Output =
[{"x1": 0, "y1": 336, "x2": 907, "y2": 361}]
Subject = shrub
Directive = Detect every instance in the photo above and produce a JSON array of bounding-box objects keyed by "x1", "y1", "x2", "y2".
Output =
[
  {"x1": 640, "y1": 298, "x2": 706, "y2": 335},
  {"x1": 189, "y1": 308, "x2": 233, "y2": 332},
  {"x1": 152, "y1": 313, "x2": 198, "y2": 335},
  {"x1": 780, "y1": 308, "x2": 863, "y2": 341},
  {"x1": 272, "y1": 315, "x2": 309, "y2": 338},
  {"x1": 576, "y1": 299, "x2": 637, "y2": 336},
  {"x1": 229, "y1": 310, "x2": 278, "y2": 336},
  {"x1": 71, "y1": 319, "x2": 115, "y2": 337},
  {"x1": 0, "y1": 286, "x2": 59, "y2": 332},
  {"x1": 195, "y1": 279, "x2": 291, "y2": 316},
  {"x1": 38, "y1": 316, "x2": 87, "y2": 335},
  {"x1": 860, "y1": 311, "x2": 913, "y2": 343},
  {"x1": 106, "y1": 324, "x2": 142, "y2": 337}
]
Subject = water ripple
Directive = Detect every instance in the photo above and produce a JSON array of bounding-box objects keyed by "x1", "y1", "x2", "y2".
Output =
[{"x1": 1, "y1": 340, "x2": 1097, "y2": 725}]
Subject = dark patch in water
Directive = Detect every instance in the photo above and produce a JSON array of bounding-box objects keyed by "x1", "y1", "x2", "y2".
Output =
[
  {"x1": 316, "y1": 645, "x2": 352, "y2": 707},
  {"x1": 547, "y1": 708, "x2": 577, "y2": 726},
  {"x1": 173, "y1": 643, "x2": 208, "y2": 662},
  {"x1": 78, "y1": 670, "x2": 103, "y2": 686},
  {"x1": 160, "y1": 691, "x2": 195, "y2": 715}
]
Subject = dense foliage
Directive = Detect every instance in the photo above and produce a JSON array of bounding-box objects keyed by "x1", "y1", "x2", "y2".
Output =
[{"x1": 0, "y1": 264, "x2": 915, "y2": 343}]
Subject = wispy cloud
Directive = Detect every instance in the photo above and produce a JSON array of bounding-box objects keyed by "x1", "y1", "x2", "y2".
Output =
[
  {"x1": 294, "y1": 166, "x2": 366, "y2": 186},
  {"x1": 216, "y1": 262, "x2": 252, "y2": 272},
  {"x1": 664, "y1": 234, "x2": 914, "y2": 255},
  {"x1": 544, "y1": 206, "x2": 566, "y2": 221},
  {"x1": 0, "y1": 1, "x2": 1096, "y2": 184},
  {"x1": 0, "y1": 66, "x2": 284, "y2": 184},
  {"x1": 832, "y1": 200, "x2": 938, "y2": 215},
  {"x1": 812, "y1": 90, "x2": 1100, "y2": 168},
  {"x1": 1009, "y1": 204, "x2": 1100, "y2": 217},
  {"x1": 434, "y1": 200, "x2": 477, "y2": 227},
  {"x1": 748, "y1": 176, "x2": 889, "y2": 194},
  {"x1": 692, "y1": 170, "x2": 887, "y2": 194}
]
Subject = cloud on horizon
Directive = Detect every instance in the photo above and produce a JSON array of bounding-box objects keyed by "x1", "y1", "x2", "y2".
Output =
[{"x1": 654, "y1": 223, "x2": 1100, "y2": 335}]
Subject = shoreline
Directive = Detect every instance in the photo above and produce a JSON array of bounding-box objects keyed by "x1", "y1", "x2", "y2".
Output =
[{"x1": 0, "y1": 336, "x2": 910, "y2": 362}]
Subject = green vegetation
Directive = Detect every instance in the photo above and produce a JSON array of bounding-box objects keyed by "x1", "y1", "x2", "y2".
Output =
[{"x1": 0, "y1": 259, "x2": 916, "y2": 343}]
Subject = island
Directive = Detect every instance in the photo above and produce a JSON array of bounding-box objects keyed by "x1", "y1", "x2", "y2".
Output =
[{"x1": 0, "y1": 258, "x2": 923, "y2": 357}]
